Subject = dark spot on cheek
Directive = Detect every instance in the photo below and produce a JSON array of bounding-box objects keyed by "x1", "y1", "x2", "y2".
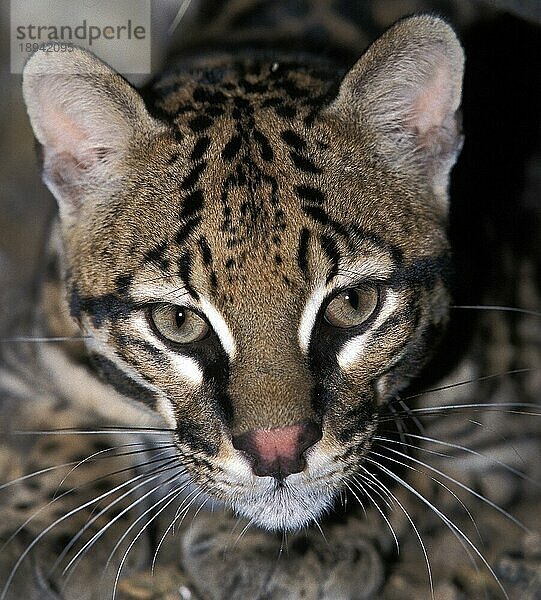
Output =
[
  {"x1": 296, "y1": 185, "x2": 325, "y2": 205},
  {"x1": 193, "y1": 87, "x2": 227, "y2": 105},
  {"x1": 275, "y1": 105, "x2": 297, "y2": 118},
  {"x1": 290, "y1": 150, "x2": 321, "y2": 174}
]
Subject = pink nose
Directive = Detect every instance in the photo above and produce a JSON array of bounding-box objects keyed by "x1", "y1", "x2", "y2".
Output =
[{"x1": 232, "y1": 422, "x2": 321, "y2": 479}]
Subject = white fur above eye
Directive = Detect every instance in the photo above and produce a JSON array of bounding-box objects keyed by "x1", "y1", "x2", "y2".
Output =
[
  {"x1": 199, "y1": 298, "x2": 236, "y2": 359},
  {"x1": 298, "y1": 284, "x2": 326, "y2": 353}
]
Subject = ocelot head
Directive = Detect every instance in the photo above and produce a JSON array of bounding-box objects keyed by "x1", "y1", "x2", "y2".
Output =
[{"x1": 23, "y1": 16, "x2": 463, "y2": 530}]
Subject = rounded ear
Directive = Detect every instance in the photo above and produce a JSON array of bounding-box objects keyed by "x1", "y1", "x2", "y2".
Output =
[
  {"x1": 22, "y1": 46, "x2": 164, "y2": 221},
  {"x1": 328, "y1": 15, "x2": 464, "y2": 196}
]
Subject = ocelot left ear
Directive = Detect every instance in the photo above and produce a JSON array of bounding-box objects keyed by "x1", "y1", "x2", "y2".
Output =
[
  {"x1": 22, "y1": 46, "x2": 165, "y2": 224},
  {"x1": 329, "y1": 15, "x2": 464, "y2": 197}
]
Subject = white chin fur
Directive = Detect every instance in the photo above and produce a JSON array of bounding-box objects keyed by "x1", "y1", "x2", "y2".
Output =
[{"x1": 229, "y1": 481, "x2": 336, "y2": 531}]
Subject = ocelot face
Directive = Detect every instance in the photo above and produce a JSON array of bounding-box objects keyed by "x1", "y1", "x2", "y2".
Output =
[{"x1": 23, "y1": 16, "x2": 463, "y2": 529}]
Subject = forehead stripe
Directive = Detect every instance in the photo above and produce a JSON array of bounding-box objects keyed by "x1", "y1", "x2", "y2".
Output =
[
  {"x1": 175, "y1": 215, "x2": 202, "y2": 246},
  {"x1": 320, "y1": 234, "x2": 341, "y2": 283},
  {"x1": 178, "y1": 250, "x2": 198, "y2": 300},
  {"x1": 297, "y1": 228, "x2": 310, "y2": 277}
]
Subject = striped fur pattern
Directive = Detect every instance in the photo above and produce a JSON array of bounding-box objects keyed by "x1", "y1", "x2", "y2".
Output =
[{"x1": 0, "y1": 2, "x2": 539, "y2": 599}]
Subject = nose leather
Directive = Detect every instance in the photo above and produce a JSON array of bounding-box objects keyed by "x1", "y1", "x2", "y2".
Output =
[{"x1": 232, "y1": 421, "x2": 322, "y2": 479}]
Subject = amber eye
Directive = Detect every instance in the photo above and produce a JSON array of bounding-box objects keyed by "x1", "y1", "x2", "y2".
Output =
[
  {"x1": 324, "y1": 286, "x2": 379, "y2": 329},
  {"x1": 150, "y1": 304, "x2": 209, "y2": 344}
]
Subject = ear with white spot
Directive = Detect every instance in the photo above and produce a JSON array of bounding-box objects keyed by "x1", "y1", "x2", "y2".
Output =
[
  {"x1": 23, "y1": 47, "x2": 162, "y2": 222},
  {"x1": 330, "y1": 16, "x2": 464, "y2": 196}
]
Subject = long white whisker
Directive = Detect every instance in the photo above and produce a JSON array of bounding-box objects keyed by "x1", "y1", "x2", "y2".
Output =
[
  {"x1": 13, "y1": 428, "x2": 175, "y2": 436},
  {"x1": 0, "y1": 454, "x2": 176, "y2": 558},
  {"x1": 451, "y1": 305, "x2": 541, "y2": 318},
  {"x1": 55, "y1": 451, "x2": 180, "y2": 572},
  {"x1": 347, "y1": 477, "x2": 400, "y2": 555},
  {"x1": 358, "y1": 465, "x2": 434, "y2": 600},
  {"x1": 151, "y1": 487, "x2": 204, "y2": 574},
  {"x1": 372, "y1": 445, "x2": 528, "y2": 532},
  {"x1": 53, "y1": 442, "x2": 174, "y2": 498},
  {"x1": 112, "y1": 484, "x2": 199, "y2": 600},
  {"x1": 370, "y1": 442, "x2": 483, "y2": 545},
  {"x1": 61, "y1": 465, "x2": 184, "y2": 576},
  {"x1": 402, "y1": 369, "x2": 537, "y2": 401},
  {"x1": 366, "y1": 457, "x2": 509, "y2": 599},
  {"x1": 378, "y1": 431, "x2": 539, "y2": 487},
  {"x1": 0, "y1": 456, "x2": 176, "y2": 600}
]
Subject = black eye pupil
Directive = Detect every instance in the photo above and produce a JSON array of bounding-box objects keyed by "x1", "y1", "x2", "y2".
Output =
[
  {"x1": 175, "y1": 309, "x2": 185, "y2": 328},
  {"x1": 345, "y1": 289, "x2": 359, "y2": 310}
]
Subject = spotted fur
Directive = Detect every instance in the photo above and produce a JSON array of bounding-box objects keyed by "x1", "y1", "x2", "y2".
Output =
[{"x1": 1, "y1": 2, "x2": 539, "y2": 599}]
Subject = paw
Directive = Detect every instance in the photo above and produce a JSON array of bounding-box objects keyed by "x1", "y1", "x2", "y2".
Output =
[{"x1": 181, "y1": 511, "x2": 385, "y2": 600}]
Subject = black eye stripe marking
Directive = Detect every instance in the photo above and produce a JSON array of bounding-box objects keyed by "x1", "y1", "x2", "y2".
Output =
[
  {"x1": 90, "y1": 353, "x2": 158, "y2": 408},
  {"x1": 320, "y1": 234, "x2": 341, "y2": 283},
  {"x1": 297, "y1": 228, "x2": 311, "y2": 277},
  {"x1": 69, "y1": 286, "x2": 135, "y2": 328}
]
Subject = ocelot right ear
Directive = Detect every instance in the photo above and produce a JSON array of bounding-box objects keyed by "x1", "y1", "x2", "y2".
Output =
[
  {"x1": 328, "y1": 15, "x2": 464, "y2": 199},
  {"x1": 22, "y1": 47, "x2": 164, "y2": 224}
]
